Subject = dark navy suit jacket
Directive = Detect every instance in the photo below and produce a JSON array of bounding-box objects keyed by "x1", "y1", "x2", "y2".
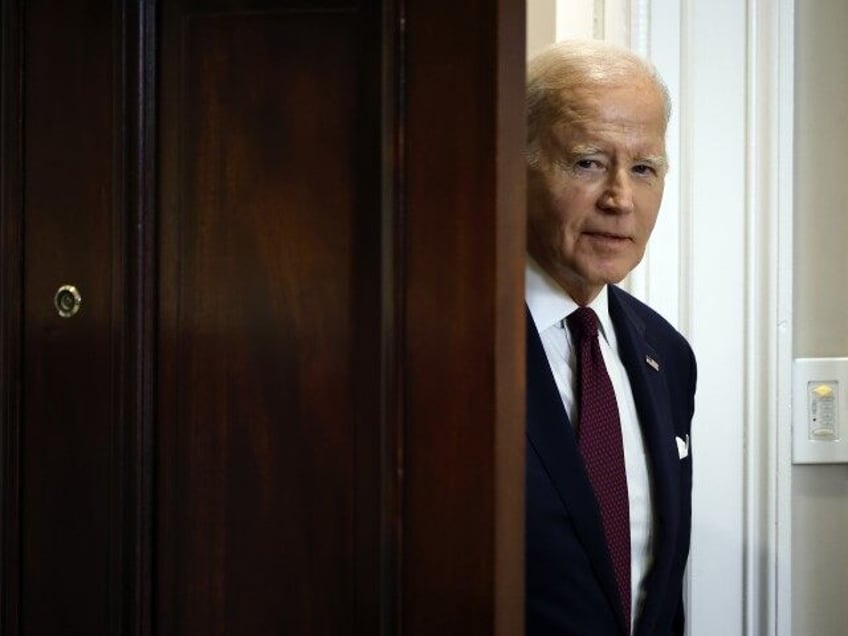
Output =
[{"x1": 526, "y1": 285, "x2": 697, "y2": 636}]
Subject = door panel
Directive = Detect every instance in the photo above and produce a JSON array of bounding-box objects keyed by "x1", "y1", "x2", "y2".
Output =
[
  {"x1": 401, "y1": 2, "x2": 525, "y2": 633},
  {"x1": 156, "y1": 3, "x2": 381, "y2": 633},
  {"x1": 18, "y1": 0, "x2": 121, "y2": 633}
]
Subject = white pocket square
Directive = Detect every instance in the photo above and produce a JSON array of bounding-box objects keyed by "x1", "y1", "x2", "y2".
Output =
[{"x1": 676, "y1": 435, "x2": 690, "y2": 459}]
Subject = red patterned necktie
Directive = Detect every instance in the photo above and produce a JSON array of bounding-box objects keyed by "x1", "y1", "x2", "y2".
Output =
[{"x1": 566, "y1": 307, "x2": 631, "y2": 630}]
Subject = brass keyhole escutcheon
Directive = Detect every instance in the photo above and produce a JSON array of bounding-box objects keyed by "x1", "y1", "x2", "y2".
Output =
[{"x1": 54, "y1": 285, "x2": 82, "y2": 318}]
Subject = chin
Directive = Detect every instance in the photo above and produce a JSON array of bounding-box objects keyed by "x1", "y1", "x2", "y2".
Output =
[
  {"x1": 582, "y1": 266, "x2": 629, "y2": 288},
  {"x1": 592, "y1": 259, "x2": 640, "y2": 286},
  {"x1": 605, "y1": 271, "x2": 630, "y2": 285}
]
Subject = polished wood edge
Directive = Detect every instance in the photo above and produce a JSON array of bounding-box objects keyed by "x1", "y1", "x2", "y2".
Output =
[
  {"x1": 400, "y1": 0, "x2": 526, "y2": 632},
  {"x1": 113, "y1": 2, "x2": 158, "y2": 634},
  {"x1": 0, "y1": 0, "x2": 24, "y2": 633},
  {"x1": 493, "y1": 2, "x2": 526, "y2": 634},
  {"x1": 381, "y1": 0, "x2": 405, "y2": 633}
]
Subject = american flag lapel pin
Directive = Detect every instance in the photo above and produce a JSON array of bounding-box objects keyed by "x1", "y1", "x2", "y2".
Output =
[{"x1": 646, "y1": 355, "x2": 660, "y2": 372}]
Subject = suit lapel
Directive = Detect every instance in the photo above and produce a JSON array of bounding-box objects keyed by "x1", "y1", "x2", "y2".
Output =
[
  {"x1": 608, "y1": 288, "x2": 681, "y2": 636},
  {"x1": 525, "y1": 306, "x2": 628, "y2": 633}
]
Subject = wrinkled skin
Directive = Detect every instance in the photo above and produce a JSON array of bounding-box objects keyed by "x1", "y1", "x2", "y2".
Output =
[{"x1": 527, "y1": 78, "x2": 668, "y2": 305}]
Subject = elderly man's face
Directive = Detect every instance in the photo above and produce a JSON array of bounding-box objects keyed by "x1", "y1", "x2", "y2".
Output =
[{"x1": 527, "y1": 79, "x2": 667, "y2": 305}]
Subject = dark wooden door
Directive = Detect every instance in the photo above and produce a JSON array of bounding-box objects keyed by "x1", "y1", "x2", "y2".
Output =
[
  {"x1": 0, "y1": 1, "x2": 524, "y2": 634},
  {"x1": 155, "y1": 2, "x2": 385, "y2": 633},
  {"x1": 2, "y1": 1, "x2": 128, "y2": 633}
]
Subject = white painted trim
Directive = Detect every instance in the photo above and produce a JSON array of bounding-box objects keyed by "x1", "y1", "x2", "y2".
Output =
[
  {"x1": 676, "y1": 0, "x2": 692, "y2": 341},
  {"x1": 674, "y1": 2, "x2": 695, "y2": 628},
  {"x1": 742, "y1": 0, "x2": 795, "y2": 632},
  {"x1": 684, "y1": 0, "x2": 749, "y2": 633},
  {"x1": 623, "y1": 0, "x2": 650, "y2": 303},
  {"x1": 775, "y1": 0, "x2": 794, "y2": 631},
  {"x1": 630, "y1": 0, "x2": 651, "y2": 56},
  {"x1": 744, "y1": 0, "x2": 773, "y2": 632},
  {"x1": 594, "y1": 0, "x2": 606, "y2": 38},
  {"x1": 625, "y1": 0, "x2": 684, "y2": 330}
]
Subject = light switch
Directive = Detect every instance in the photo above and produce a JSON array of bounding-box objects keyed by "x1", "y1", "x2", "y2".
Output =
[{"x1": 808, "y1": 381, "x2": 838, "y2": 440}]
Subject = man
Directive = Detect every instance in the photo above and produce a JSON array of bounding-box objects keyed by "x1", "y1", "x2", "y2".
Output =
[{"x1": 524, "y1": 40, "x2": 697, "y2": 635}]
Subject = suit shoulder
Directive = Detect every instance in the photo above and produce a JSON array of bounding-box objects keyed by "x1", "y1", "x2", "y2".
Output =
[{"x1": 609, "y1": 286, "x2": 694, "y2": 357}]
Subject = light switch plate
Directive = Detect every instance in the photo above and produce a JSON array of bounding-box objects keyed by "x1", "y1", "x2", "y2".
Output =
[{"x1": 793, "y1": 358, "x2": 848, "y2": 464}]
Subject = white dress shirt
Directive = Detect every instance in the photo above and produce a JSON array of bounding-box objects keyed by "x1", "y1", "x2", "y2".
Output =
[{"x1": 526, "y1": 257, "x2": 654, "y2": 632}]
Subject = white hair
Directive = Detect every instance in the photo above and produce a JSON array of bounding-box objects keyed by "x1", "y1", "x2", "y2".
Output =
[{"x1": 526, "y1": 39, "x2": 671, "y2": 167}]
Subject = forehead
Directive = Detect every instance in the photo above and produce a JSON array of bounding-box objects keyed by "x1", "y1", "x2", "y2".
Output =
[{"x1": 553, "y1": 80, "x2": 667, "y2": 150}]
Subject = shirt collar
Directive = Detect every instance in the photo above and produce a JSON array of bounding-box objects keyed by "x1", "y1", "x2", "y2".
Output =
[{"x1": 525, "y1": 256, "x2": 616, "y2": 346}]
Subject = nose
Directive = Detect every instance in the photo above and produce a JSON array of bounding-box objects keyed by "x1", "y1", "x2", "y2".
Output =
[{"x1": 598, "y1": 168, "x2": 634, "y2": 214}]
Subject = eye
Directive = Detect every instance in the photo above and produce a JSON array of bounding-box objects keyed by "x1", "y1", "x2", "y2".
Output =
[
  {"x1": 574, "y1": 158, "x2": 604, "y2": 171},
  {"x1": 632, "y1": 163, "x2": 657, "y2": 176}
]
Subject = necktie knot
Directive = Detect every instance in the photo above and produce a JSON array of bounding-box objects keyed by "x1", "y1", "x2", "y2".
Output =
[{"x1": 566, "y1": 306, "x2": 599, "y2": 342}]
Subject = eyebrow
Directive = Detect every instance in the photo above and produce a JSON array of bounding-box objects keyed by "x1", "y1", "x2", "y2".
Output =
[
  {"x1": 640, "y1": 154, "x2": 669, "y2": 170},
  {"x1": 569, "y1": 143, "x2": 604, "y2": 157}
]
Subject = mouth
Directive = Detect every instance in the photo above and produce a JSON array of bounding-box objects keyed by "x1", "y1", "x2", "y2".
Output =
[{"x1": 584, "y1": 231, "x2": 630, "y2": 243}]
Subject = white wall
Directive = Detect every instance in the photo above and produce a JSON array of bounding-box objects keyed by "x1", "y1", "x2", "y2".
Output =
[
  {"x1": 526, "y1": 0, "x2": 556, "y2": 59},
  {"x1": 792, "y1": 1, "x2": 848, "y2": 634}
]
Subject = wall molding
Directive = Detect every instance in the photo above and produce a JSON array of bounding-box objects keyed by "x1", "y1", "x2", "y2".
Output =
[
  {"x1": 743, "y1": 0, "x2": 794, "y2": 633},
  {"x1": 638, "y1": 0, "x2": 794, "y2": 634},
  {"x1": 774, "y1": 0, "x2": 794, "y2": 631}
]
